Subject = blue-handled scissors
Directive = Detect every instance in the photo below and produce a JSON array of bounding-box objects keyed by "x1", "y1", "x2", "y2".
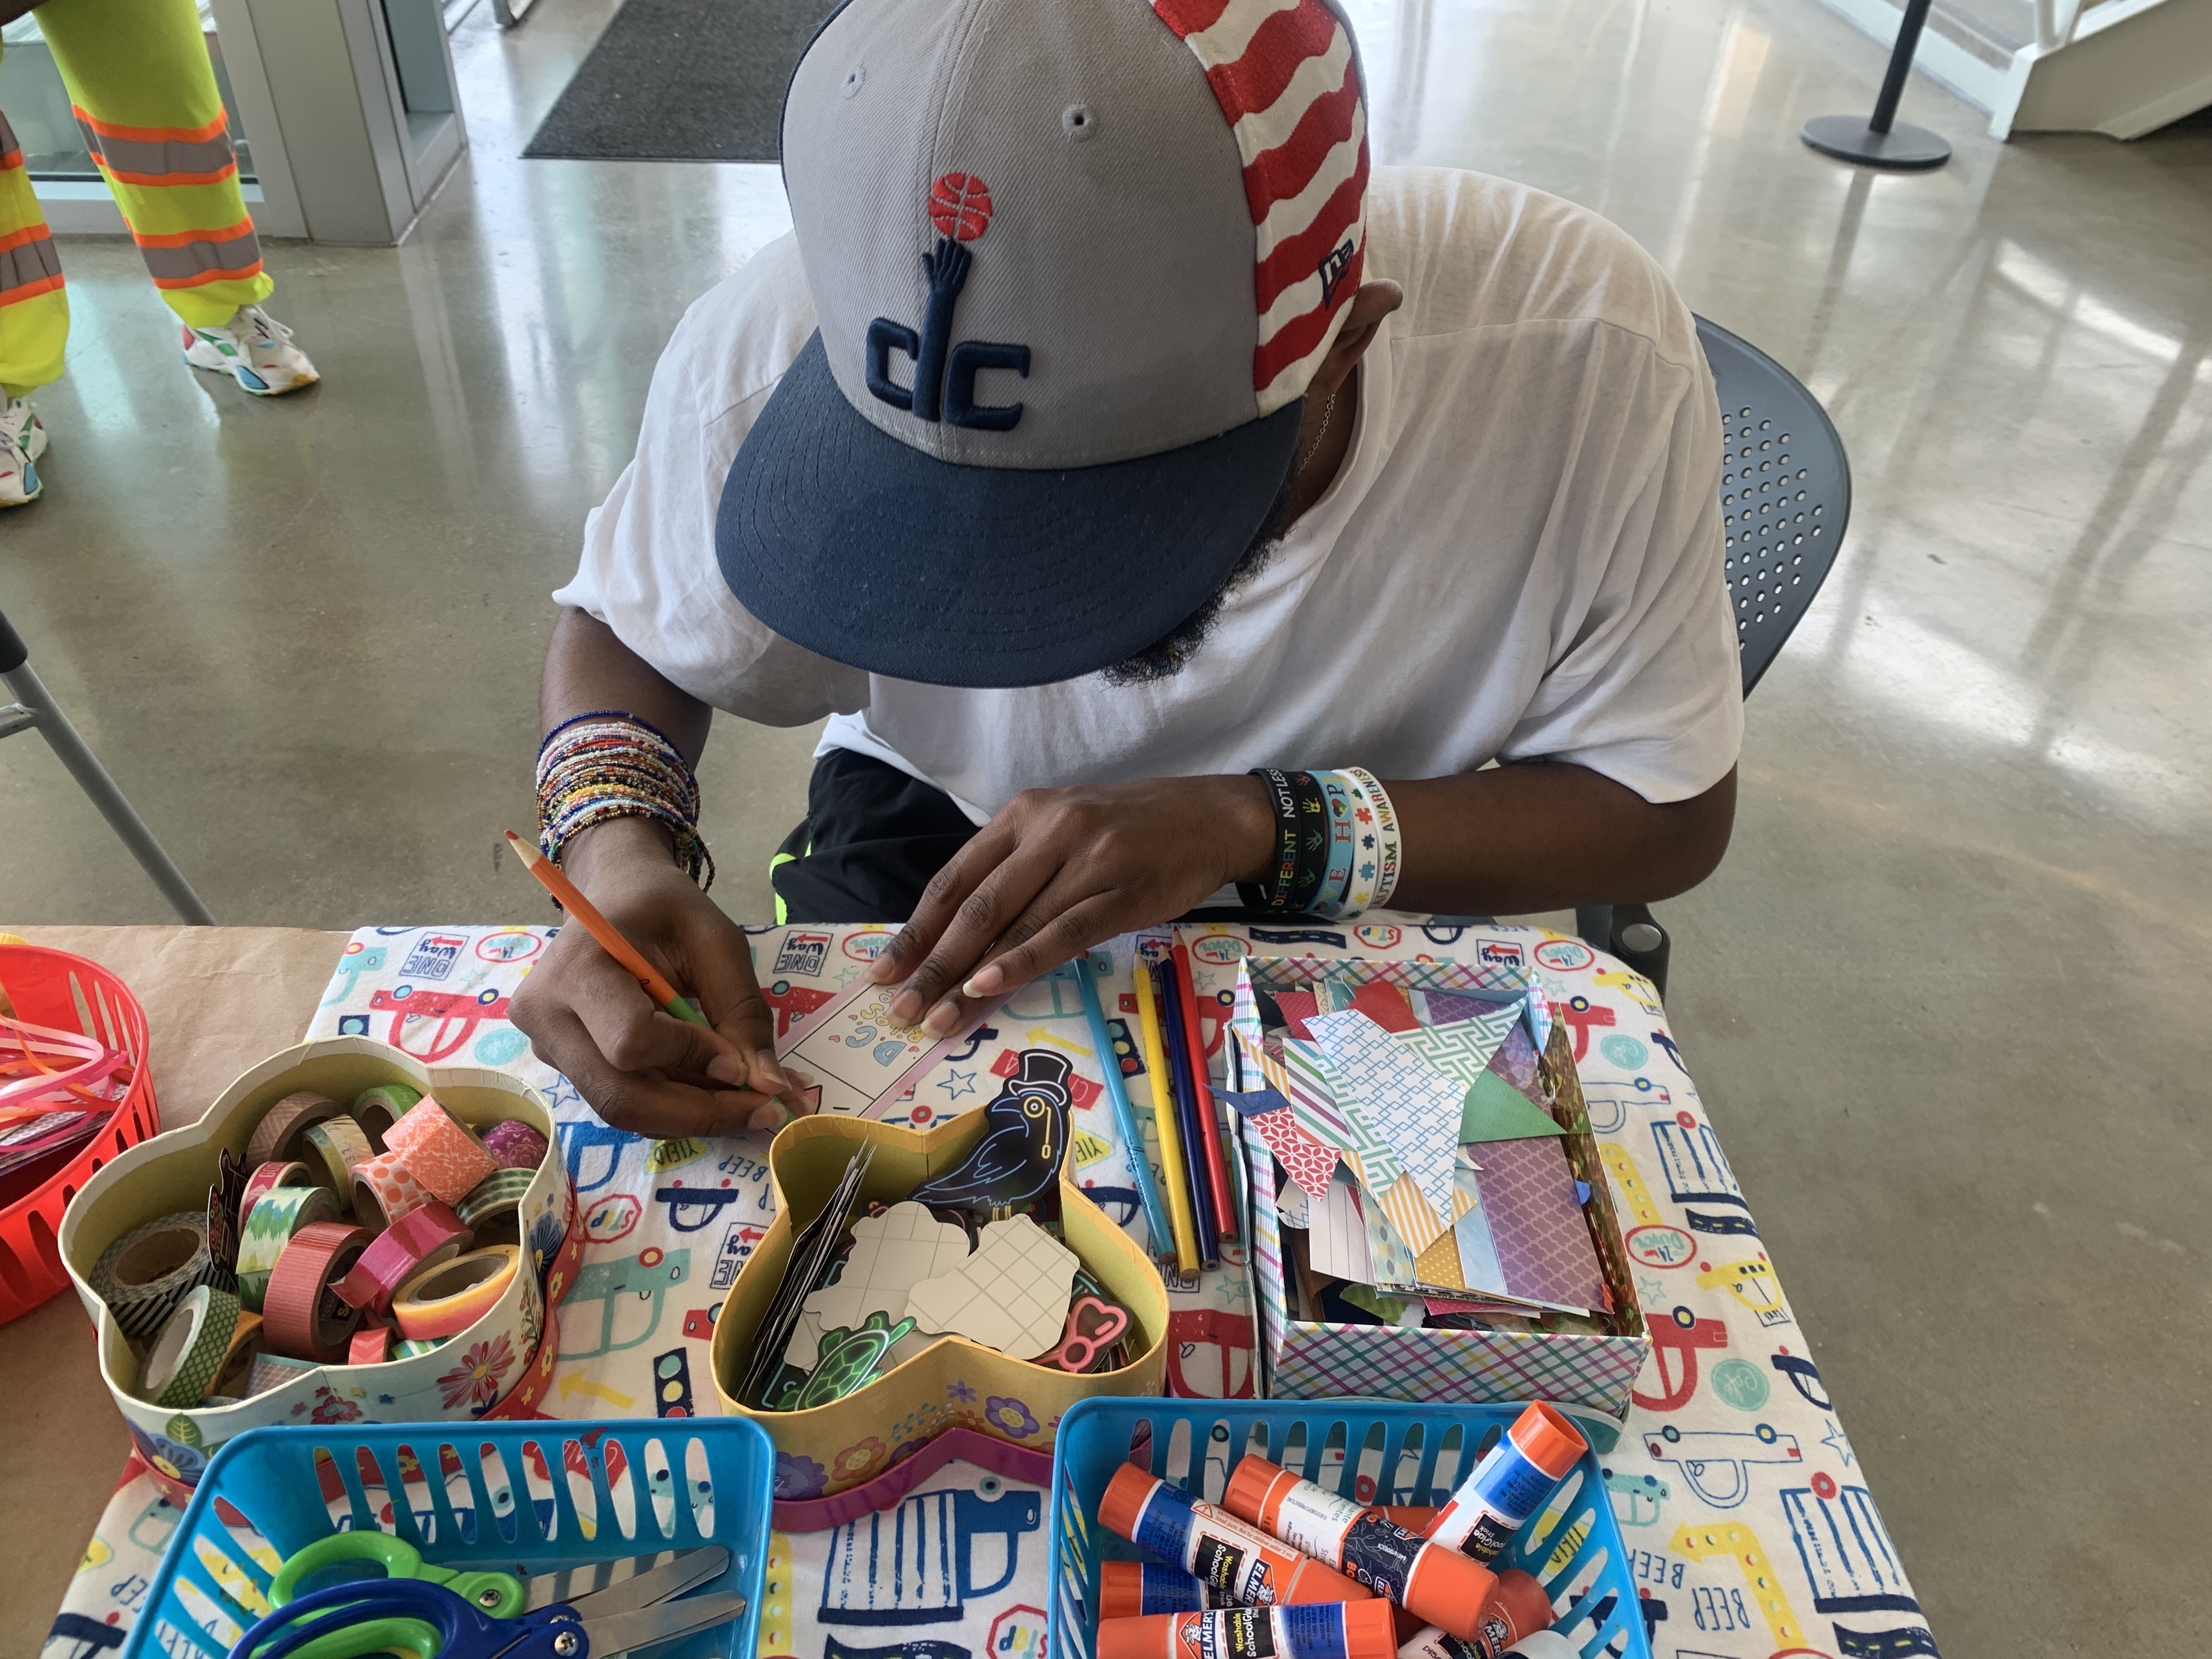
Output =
[{"x1": 228, "y1": 1545, "x2": 743, "y2": 1659}]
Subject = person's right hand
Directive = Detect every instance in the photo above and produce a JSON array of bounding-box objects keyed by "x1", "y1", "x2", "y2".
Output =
[{"x1": 509, "y1": 819, "x2": 802, "y2": 1138}]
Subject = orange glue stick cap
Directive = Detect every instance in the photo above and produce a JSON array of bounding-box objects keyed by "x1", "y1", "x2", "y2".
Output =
[
  {"x1": 1342, "y1": 1598, "x2": 1404, "y2": 1659},
  {"x1": 1100, "y1": 1464, "x2": 1156, "y2": 1541},
  {"x1": 1483, "y1": 1571, "x2": 1556, "y2": 1647},
  {"x1": 1400, "y1": 1542, "x2": 1499, "y2": 1640},
  {"x1": 1510, "y1": 1404, "x2": 1586, "y2": 1479}
]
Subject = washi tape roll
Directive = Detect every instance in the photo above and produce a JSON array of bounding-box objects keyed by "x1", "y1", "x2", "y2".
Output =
[
  {"x1": 454, "y1": 1167, "x2": 533, "y2": 1244},
  {"x1": 391, "y1": 1244, "x2": 519, "y2": 1341},
  {"x1": 348, "y1": 1324, "x2": 392, "y2": 1365},
  {"x1": 382, "y1": 1097, "x2": 500, "y2": 1206},
  {"x1": 246, "y1": 1091, "x2": 347, "y2": 1167},
  {"x1": 89, "y1": 1212, "x2": 237, "y2": 1340},
  {"x1": 481, "y1": 1120, "x2": 549, "y2": 1171},
  {"x1": 395, "y1": 1337, "x2": 446, "y2": 1359},
  {"x1": 302, "y1": 1116, "x2": 374, "y2": 1195},
  {"x1": 333, "y1": 1200, "x2": 471, "y2": 1313},
  {"x1": 350, "y1": 1083, "x2": 422, "y2": 1152},
  {"x1": 263, "y1": 1220, "x2": 371, "y2": 1362},
  {"x1": 140, "y1": 1283, "x2": 242, "y2": 1408},
  {"x1": 353, "y1": 1149, "x2": 436, "y2": 1232},
  {"x1": 210, "y1": 1309, "x2": 264, "y2": 1398},
  {"x1": 240, "y1": 1161, "x2": 315, "y2": 1227},
  {"x1": 246, "y1": 1351, "x2": 319, "y2": 1397},
  {"x1": 237, "y1": 1184, "x2": 342, "y2": 1313}
]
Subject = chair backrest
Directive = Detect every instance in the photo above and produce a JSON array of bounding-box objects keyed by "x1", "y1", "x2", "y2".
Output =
[{"x1": 1695, "y1": 318, "x2": 1850, "y2": 696}]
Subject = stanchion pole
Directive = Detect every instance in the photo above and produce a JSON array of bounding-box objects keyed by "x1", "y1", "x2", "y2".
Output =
[{"x1": 1801, "y1": 0, "x2": 1953, "y2": 170}]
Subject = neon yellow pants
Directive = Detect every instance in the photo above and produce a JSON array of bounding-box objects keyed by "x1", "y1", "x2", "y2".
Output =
[{"x1": 1, "y1": 0, "x2": 274, "y2": 396}]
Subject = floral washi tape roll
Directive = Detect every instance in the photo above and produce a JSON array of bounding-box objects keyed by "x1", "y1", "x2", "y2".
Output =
[
  {"x1": 350, "y1": 1084, "x2": 422, "y2": 1152},
  {"x1": 382, "y1": 1097, "x2": 500, "y2": 1206},
  {"x1": 91, "y1": 1211, "x2": 239, "y2": 1339},
  {"x1": 262, "y1": 1220, "x2": 371, "y2": 1362},
  {"x1": 454, "y1": 1167, "x2": 533, "y2": 1245},
  {"x1": 237, "y1": 1185, "x2": 342, "y2": 1313},
  {"x1": 333, "y1": 1200, "x2": 471, "y2": 1314},
  {"x1": 302, "y1": 1118, "x2": 374, "y2": 1195},
  {"x1": 481, "y1": 1120, "x2": 549, "y2": 1171},
  {"x1": 354, "y1": 1149, "x2": 436, "y2": 1231},
  {"x1": 239, "y1": 1160, "x2": 314, "y2": 1226},
  {"x1": 392, "y1": 1244, "x2": 519, "y2": 1341},
  {"x1": 140, "y1": 1283, "x2": 242, "y2": 1408},
  {"x1": 246, "y1": 1091, "x2": 347, "y2": 1167}
]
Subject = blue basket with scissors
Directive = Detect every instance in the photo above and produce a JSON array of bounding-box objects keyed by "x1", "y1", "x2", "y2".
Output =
[
  {"x1": 120, "y1": 1418, "x2": 773, "y2": 1659},
  {"x1": 1048, "y1": 1397, "x2": 1653, "y2": 1659}
]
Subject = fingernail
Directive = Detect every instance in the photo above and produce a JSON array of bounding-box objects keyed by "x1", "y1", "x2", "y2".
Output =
[
  {"x1": 747, "y1": 1101, "x2": 791, "y2": 1133},
  {"x1": 890, "y1": 990, "x2": 923, "y2": 1023},
  {"x1": 925, "y1": 1000, "x2": 963, "y2": 1036},
  {"x1": 752, "y1": 1052, "x2": 790, "y2": 1093},
  {"x1": 865, "y1": 956, "x2": 899, "y2": 983},
  {"x1": 963, "y1": 967, "x2": 1002, "y2": 998},
  {"x1": 707, "y1": 1053, "x2": 749, "y2": 1086}
]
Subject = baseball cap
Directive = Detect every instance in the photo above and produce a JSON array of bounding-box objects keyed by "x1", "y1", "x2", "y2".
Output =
[{"x1": 718, "y1": 0, "x2": 1372, "y2": 687}]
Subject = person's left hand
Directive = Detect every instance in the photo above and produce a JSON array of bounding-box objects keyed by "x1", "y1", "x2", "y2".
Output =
[{"x1": 866, "y1": 774, "x2": 1275, "y2": 1034}]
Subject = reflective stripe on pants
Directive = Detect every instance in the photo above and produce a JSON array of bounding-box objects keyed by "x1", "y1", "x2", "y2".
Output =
[{"x1": 0, "y1": 106, "x2": 69, "y2": 394}]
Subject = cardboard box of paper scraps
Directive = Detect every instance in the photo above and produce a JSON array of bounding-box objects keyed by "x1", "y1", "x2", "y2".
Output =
[{"x1": 1228, "y1": 955, "x2": 1648, "y2": 1421}]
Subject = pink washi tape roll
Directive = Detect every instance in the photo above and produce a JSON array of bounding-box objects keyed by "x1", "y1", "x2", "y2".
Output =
[
  {"x1": 481, "y1": 1120, "x2": 549, "y2": 1172},
  {"x1": 240, "y1": 1160, "x2": 314, "y2": 1226},
  {"x1": 382, "y1": 1097, "x2": 500, "y2": 1206},
  {"x1": 347, "y1": 1324, "x2": 392, "y2": 1365},
  {"x1": 262, "y1": 1221, "x2": 371, "y2": 1363},
  {"x1": 246, "y1": 1091, "x2": 346, "y2": 1167},
  {"x1": 391, "y1": 1244, "x2": 520, "y2": 1341},
  {"x1": 333, "y1": 1200, "x2": 472, "y2": 1314},
  {"x1": 353, "y1": 1149, "x2": 436, "y2": 1232}
]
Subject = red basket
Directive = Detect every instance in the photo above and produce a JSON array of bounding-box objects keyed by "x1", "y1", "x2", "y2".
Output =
[{"x1": 0, "y1": 944, "x2": 160, "y2": 1324}]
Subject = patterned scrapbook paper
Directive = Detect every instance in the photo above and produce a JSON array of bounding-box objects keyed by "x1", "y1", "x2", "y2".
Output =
[
  {"x1": 1472, "y1": 1136, "x2": 1607, "y2": 1312},
  {"x1": 1306, "y1": 1009, "x2": 1464, "y2": 1246},
  {"x1": 47, "y1": 920, "x2": 1940, "y2": 1659}
]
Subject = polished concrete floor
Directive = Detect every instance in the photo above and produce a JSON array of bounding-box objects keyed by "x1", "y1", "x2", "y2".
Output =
[{"x1": 5, "y1": 0, "x2": 2211, "y2": 1649}]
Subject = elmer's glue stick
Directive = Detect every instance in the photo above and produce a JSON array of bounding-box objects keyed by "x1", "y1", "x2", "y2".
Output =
[
  {"x1": 1223, "y1": 1457, "x2": 1498, "y2": 1639},
  {"x1": 1101, "y1": 1465, "x2": 1373, "y2": 1607},
  {"x1": 1394, "y1": 1571, "x2": 1555, "y2": 1658},
  {"x1": 1102, "y1": 1561, "x2": 1231, "y2": 1620},
  {"x1": 1097, "y1": 1598, "x2": 1400, "y2": 1659},
  {"x1": 1428, "y1": 1406, "x2": 1587, "y2": 1564}
]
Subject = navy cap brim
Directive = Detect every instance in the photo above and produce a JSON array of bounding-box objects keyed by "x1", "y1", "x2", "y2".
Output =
[{"x1": 717, "y1": 332, "x2": 1303, "y2": 689}]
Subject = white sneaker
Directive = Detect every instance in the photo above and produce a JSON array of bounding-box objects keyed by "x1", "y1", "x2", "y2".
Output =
[
  {"x1": 182, "y1": 304, "x2": 320, "y2": 396},
  {"x1": 1, "y1": 396, "x2": 46, "y2": 506}
]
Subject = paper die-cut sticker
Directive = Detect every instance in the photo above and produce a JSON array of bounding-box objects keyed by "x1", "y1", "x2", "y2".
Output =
[
  {"x1": 796, "y1": 1309, "x2": 920, "y2": 1408},
  {"x1": 1307, "y1": 1010, "x2": 1463, "y2": 1247},
  {"x1": 908, "y1": 1049, "x2": 1073, "y2": 1213},
  {"x1": 1250, "y1": 1103, "x2": 1341, "y2": 1205},
  {"x1": 1476, "y1": 1137, "x2": 1606, "y2": 1311},
  {"x1": 1036, "y1": 1271, "x2": 1131, "y2": 1372},
  {"x1": 1395, "y1": 1004, "x2": 1521, "y2": 1088},
  {"x1": 1214, "y1": 1086, "x2": 1291, "y2": 1118},
  {"x1": 790, "y1": 1200, "x2": 970, "y2": 1371},
  {"x1": 1460, "y1": 1070, "x2": 1566, "y2": 1143},
  {"x1": 905, "y1": 1214, "x2": 1079, "y2": 1357}
]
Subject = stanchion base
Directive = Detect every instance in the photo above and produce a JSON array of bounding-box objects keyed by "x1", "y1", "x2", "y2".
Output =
[{"x1": 1799, "y1": 115, "x2": 1950, "y2": 170}]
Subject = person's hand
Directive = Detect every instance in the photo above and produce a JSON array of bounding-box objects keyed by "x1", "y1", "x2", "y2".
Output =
[
  {"x1": 510, "y1": 819, "x2": 804, "y2": 1137},
  {"x1": 866, "y1": 774, "x2": 1274, "y2": 1035}
]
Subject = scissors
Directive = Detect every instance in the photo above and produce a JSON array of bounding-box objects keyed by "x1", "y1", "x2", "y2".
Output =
[
  {"x1": 269, "y1": 1534, "x2": 525, "y2": 1618},
  {"x1": 230, "y1": 1544, "x2": 741, "y2": 1659}
]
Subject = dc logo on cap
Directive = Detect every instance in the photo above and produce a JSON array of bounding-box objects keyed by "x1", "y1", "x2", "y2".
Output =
[{"x1": 865, "y1": 173, "x2": 1032, "y2": 432}]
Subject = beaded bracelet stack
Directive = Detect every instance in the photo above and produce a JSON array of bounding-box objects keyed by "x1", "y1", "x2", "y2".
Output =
[
  {"x1": 1235, "y1": 766, "x2": 1401, "y2": 918},
  {"x1": 535, "y1": 710, "x2": 715, "y2": 889}
]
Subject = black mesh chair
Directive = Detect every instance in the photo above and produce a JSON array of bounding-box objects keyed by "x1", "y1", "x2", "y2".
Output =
[
  {"x1": 1573, "y1": 318, "x2": 1850, "y2": 994},
  {"x1": 0, "y1": 603, "x2": 215, "y2": 923}
]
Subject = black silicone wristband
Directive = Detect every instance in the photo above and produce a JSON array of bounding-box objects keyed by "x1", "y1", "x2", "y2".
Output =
[
  {"x1": 1285, "y1": 769, "x2": 1330, "y2": 914},
  {"x1": 1238, "y1": 767, "x2": 1301, "y2": 912}
]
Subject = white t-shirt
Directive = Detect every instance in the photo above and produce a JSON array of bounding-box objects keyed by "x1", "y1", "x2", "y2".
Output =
[{"x1": 555, "y1": 166, "x2": 1742, "y2": 822}]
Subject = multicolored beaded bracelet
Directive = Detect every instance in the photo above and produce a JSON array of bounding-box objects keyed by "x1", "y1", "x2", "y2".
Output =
[{"x1": 535, "y1": 710, "x2": 715, "y2": 890}]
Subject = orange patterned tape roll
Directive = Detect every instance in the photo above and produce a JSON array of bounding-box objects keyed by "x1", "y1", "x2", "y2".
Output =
[
  {"x1": 263, "y1": 1220, "x2": 371, "y2": 1362},
  {"x1": 391, "y1": 1244, "x2": 520, "y2": 1341},
  {"x1": 246, "y1": 1091, "x2": 346, "y2": 1167},
  {"x1": 382, "y1": 1097, "x2": 500, "y2": 1206},
  {"x1": 354, "y1": 1150, "x2": 436, "y2": 1232}
]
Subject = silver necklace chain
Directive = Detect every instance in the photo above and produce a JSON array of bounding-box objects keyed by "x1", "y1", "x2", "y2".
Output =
[{"x1": 1296, "y1": 390, "x2": 1339, "y2": 476}]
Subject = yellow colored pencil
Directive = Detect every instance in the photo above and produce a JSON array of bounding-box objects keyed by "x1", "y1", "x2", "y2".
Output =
[
  {"x1": 1131, "y1": 953, "x2": 1202, "y2": 1274},
  {"x1": 503, "y1": 830, "x2": 709, "y2": 1028}
]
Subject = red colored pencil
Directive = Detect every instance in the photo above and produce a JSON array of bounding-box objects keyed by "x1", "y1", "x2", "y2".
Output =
[{"x1": 1170, "y1": 939, "x2": 1237, "y2": 1241}]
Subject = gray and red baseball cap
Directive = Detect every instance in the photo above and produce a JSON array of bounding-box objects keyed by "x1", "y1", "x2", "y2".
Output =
[{"x1": 717, "y1": 0, "x2": 1372, "y2": 687}]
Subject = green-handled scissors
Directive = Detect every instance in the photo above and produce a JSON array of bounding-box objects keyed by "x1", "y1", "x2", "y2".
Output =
[{"x1": 270, "y1": 1534, "x2": 526, "y2": 1618}]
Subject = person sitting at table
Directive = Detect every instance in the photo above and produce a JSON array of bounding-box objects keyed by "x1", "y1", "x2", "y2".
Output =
[{"x1": 510, "y1": 0, "x2": 1742, "y2": 1138}]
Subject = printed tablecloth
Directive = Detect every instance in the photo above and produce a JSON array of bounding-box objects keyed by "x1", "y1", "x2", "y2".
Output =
[{"x1": 43, "y1": 920, "x2": 1939, "y2": 1659}]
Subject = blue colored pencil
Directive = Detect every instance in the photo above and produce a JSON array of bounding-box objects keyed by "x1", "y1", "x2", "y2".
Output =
[
  {"x1": 1076, "y1": 955, "x2": 1176, "y2": 1262},
  {"x1": 1155, "y1": 961, "x2": 1221, "y2": 1269}
]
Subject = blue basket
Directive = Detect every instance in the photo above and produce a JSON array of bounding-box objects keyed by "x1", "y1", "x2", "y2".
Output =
[
  {"x1": 1049, "y1": 1398, "x2": 1651, "y2": 1659},
  {"x1": 120, "y1": 1418, "x2": 773, "y2": 1659}
]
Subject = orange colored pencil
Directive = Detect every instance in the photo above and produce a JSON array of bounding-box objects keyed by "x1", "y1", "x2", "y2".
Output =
[{"x1": 503, "y1": 830, "x2": 709, "y2": 1026}]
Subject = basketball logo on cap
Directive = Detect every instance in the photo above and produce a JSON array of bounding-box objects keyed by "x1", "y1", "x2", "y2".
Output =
[{"x1": 928, "y1": 173, "x2": 993, "y2": 241}]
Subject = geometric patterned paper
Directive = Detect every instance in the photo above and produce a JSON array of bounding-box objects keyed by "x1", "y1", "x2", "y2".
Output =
[
  {"x1": 1249, "y1": 1105, "x2": 1341, "y2": 1203},
  {"x1": 1475, "y1": 1136, "x2": 1607, "y2": 1311},
  {"x1": 1307, "y1": 1009, "x2": 1464, "y2": 1250},
  {"x1": 1395, "y1": 1003, "x2": 1522, "y2": 1087}
]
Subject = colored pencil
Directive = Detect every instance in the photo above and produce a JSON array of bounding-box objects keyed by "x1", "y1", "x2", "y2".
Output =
[
  {"x1": 1170, "y1": 940, "x2": 1238, "y2": 1242},
  {"x1": 1156, "y1": 962, "x2": 1220, "y2": 1269},
  {"x1": 503, "y1": 830, "x2": 710, "y2": 1028},
  {"x1": 1130, "y1": 949, "x2": 1203, "y2": 1274},
  {"x1": 1077, "y1": 956, "x2": 1176, "y2": 1262}
]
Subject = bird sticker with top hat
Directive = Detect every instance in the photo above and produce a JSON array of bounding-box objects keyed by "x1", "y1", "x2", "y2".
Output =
[{"x1": 866, "y1": 173, "x2": 1032, "y2": 431}]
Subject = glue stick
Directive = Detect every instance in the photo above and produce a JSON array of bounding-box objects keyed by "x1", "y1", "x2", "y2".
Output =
[
  {"x1": 1427, "y1": 1406, "x2": 1587, "y2": 1564},
  {"x1": 1097, "y1": 1598, "x2": 1399, "y2": 1659},
  {"x1": 1223, "y1": 1458, "x2": 1497, "y2": 1639},
  {"x1": 1102, "y1": 1561, "x2": 1231, "y2": 1620},
  {"x1": 1394, "y1": 1571, "x2": 1555, "y2": 1659},
  {"x1": 1101, "y1": 1466, "x2": 1373, "y2": 1607}
]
